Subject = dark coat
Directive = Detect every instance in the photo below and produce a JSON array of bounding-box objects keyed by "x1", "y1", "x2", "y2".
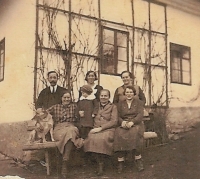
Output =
[
  {"x1": 35, "y1": 85, "x2": 67, "y2": 110},
  {"x1": 114, "y1": 99, "x2": 145, "y2": 151},
  {"x1": 76, "y1": 99, "x2": 98, "y2": 128}
]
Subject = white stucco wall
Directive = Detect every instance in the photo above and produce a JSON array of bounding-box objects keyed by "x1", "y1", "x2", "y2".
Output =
[
  {"x1": 167, "y1": 6, "x2": 200, "y2": 108},
  {"x1": 0, "y1": 0, "x2": 36, "y2": 123},
  {"x1": 0, "y1": 0, "x2": 200, "y2": 124}
]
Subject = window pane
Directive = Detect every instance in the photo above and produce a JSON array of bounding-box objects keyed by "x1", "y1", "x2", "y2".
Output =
[
  {"x1": 117, "y1": 32, "x2": 127, "y2": 47},
  {"x1": 102, "y1": 42, "x2": 115, "y2": 74},
  {"x1": 182, "y1": 59, "x2": 190, "y2": 72},
  {"x1": 118, "y1": 47, "x2": 127, "y2": 61},
  {"x1": 172, "y1": 57, "x2": 181, "y2": 70},
  {"x1": 182, "y1": 49, "x2": 190, "y2": 59},
  {"x1": 102, "y1": 56, "x2": 115, "y2": 74},
  {"x1": 117, "y1": 61, "x2": 127, "y2": 74},
  {"x1": 182, "y1": 71, "x2": 190, "y2": 84},
  {"x1": 103, "y1": 44, "x2": 114, "y2": 58},
  {"x1": 103, "y1": 29, "x2": 114, "y2": 44},
  {"x1": 171, "y1": 69, "x2": 181, "y2": 83}
]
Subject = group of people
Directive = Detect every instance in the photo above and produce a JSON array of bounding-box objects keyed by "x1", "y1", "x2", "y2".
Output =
[{"x1": 35, "y1": 70, "x2": 146, "y2": 178}]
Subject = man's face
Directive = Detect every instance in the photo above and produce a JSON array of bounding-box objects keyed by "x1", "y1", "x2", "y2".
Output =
[{"x1": 48, "y1": 73, "x2": 58, "y2": 86}]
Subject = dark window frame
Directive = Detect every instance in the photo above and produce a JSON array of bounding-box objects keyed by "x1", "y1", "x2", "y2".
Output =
[
  {"x1": 0, "y1": 38, "x2": 5, "y2": 82},
  {"x1": 170, "y1": 43, "x2": 191, "y2": 85},
  {"x1": 101, "y1": 26, "x2": 129, "y2": 76}
]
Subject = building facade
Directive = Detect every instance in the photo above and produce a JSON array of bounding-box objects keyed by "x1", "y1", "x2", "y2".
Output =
[{"x1": 0, "y1": 0, "x2": 200, "y2": 133}]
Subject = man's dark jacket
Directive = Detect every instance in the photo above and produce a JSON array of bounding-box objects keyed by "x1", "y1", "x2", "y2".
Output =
[{"x1": 35, "y1": 86, "x2": 67, "y2": 110}]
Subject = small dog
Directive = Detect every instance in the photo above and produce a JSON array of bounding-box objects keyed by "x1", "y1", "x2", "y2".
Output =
[{"x1": 28, "y1": 108, "x2": 55, "y2": 143}]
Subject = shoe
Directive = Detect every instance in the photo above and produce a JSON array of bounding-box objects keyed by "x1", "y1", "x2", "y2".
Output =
[
  {"x1": 97, "y1": 162, "x2": 104, "y2": 176},
  {"x1": 135, "y1": 159, "x2": 144, "y2": 172},
  {"x1": 117, "y1": 162, "x2": 124, "y2": 174},
  {"x1": 61, "y1": 160, "x2": 68, "y2": 178}
]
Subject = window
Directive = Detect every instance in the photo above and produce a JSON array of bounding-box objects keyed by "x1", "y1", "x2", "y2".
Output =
[
  {"x1": 0, "y1": 38, "x2": 5, "y2": 82},
  {"x1": 101, "y1": 27, "x2": 129, "y2": 75},
  {"x1": 170, "y1": 43, "x2": 191, "y2": 85}
]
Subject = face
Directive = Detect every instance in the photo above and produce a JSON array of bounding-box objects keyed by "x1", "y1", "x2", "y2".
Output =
[
  {"x1": 62, "y1": 93, "x2": 71, "y2": 105},
  {"x1": 81, "y1": 91, "x2": 89, "y2": 98},
  {"x1": 86, "y1": 72, "x2": 96, "y2": 84},
  {"x1": 125, "y1": 88, "x2": 134, "y2": 100},
  {"x1": 100, "y1": 90, "x2": 110, "y2": 104},
  {"x1": 48, "y1": 73, "x2": 58, "y2": 86},
  {"x1": 121, "y1": 72, "x2": 132, "y2": 85}
]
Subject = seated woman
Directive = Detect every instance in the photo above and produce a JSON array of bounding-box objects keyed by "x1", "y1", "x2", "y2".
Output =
[
  {"x1": 47, "y1": 91, "x2": 83, "y2": 179},
  {"x1": 113, "y1": 85, "x2": 145, "y2": 173},
  {"x1": 84, "y1": 89, "x2": 118, "y2": 176}
]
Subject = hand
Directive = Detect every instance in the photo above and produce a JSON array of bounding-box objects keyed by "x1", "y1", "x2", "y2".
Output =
[
  {"x1": 90, "y1": 127, "x2": 102, "y2": 134},
  {"x1": 79, "y1": 111, "x2": 84, "y2": 117},
  {"x1": 92, "y1": 114, "x2": 96, "y2": 118},
  {"x1": 121, "y1": 121, "x2": 129, "y2": 129},
  {"x1": 126, "y1": 122, "x2": 134, "y2": 128}
]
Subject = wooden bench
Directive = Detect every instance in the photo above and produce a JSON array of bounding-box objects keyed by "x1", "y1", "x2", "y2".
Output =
[{"x1": 22, "y1": 141, "x2": 58, "y2": 175}]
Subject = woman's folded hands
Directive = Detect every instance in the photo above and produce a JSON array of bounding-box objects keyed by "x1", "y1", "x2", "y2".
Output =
[{"x1": 121, "y1": 121, "x2": 134, "y2": 129}]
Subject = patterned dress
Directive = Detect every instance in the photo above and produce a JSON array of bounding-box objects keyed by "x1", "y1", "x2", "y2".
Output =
[{"x1": 47, "y1": 103, "x2": 83, "y2": 154}]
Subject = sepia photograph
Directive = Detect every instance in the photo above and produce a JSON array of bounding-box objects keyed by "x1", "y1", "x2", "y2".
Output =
[{"x1": 0, "y1": 0, "x2": 200, "y2": 178}]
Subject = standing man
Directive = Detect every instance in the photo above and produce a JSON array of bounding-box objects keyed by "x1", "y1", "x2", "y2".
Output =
[{"x1": 35, "y1": 71, "x2": 68, "y2": 110}]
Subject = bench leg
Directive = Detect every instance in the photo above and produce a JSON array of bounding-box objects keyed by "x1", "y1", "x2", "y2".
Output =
[{"x1": 45, "y1": 150, "x2": 50, "y2": 175}]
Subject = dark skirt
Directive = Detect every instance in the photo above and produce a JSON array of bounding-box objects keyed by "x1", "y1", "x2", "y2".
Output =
[
  {"x1": 53, "y1": 122, "x2": 84, "y2": 154},
  {"x1": 84, "y1": 128, "x2": 115, "y2": 156},
  {"x1": 114, "y1": 122, "x2": 145, "y2": 151}
]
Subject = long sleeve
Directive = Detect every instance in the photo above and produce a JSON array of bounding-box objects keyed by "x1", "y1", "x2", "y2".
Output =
[
  {"x1": 113, "y1": 88, "x2": 119, "y2": 104},
  {"x1": 35, "y1": 91, "x2": 44, "y2": 109},
  {"x1": 131, "y1": 101, "x2": 144, "y2": 124},
  {"x1": 117, "y1": 103, "x2": 124, "y2": 125}
]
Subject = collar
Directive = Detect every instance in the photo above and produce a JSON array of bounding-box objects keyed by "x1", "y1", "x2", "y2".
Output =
[
  {"x1": 62, "y1": 103, "x2": 71, "y2": 108},
  {"x1": 100, "y1": 101, "x2": 110, "y2": 108},
  {"x1": 50, "y1": 85, "x2": 58, "y2": 93}
]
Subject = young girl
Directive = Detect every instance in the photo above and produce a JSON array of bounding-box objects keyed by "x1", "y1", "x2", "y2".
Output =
[{"x1": 77, "y1": 84, "x2": 98, "y2": 139}]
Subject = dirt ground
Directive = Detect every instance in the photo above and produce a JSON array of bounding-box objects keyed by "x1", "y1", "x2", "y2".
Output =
[{"x1": 1, "y1": 123, "x2": 200, "y2": 179}]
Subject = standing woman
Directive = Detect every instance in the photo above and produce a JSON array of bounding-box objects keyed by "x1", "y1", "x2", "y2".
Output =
[
  {"x1": 48, "y1": 91, "x2": 83, "y2": 178},
  {"x1": 84, "y1": 89, "x2": 118, "y2": 176},
  {"x1": 79, "y1": 71, "x2": 103, "y2": 101},
  {"x1": 114, "y1": 86, "x2": 145, "y2": 173},
  {"x1": 113, "y1": 71, "x2": 146, "y2": 105}
]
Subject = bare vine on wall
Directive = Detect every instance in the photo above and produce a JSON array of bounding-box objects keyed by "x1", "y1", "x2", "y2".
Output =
[
  {"x1": 36, "y1": 0, "x2": 100, "y2": 100},
  {"x1": 36, "y1": 0, "x2": 170, "y2": 106}
]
